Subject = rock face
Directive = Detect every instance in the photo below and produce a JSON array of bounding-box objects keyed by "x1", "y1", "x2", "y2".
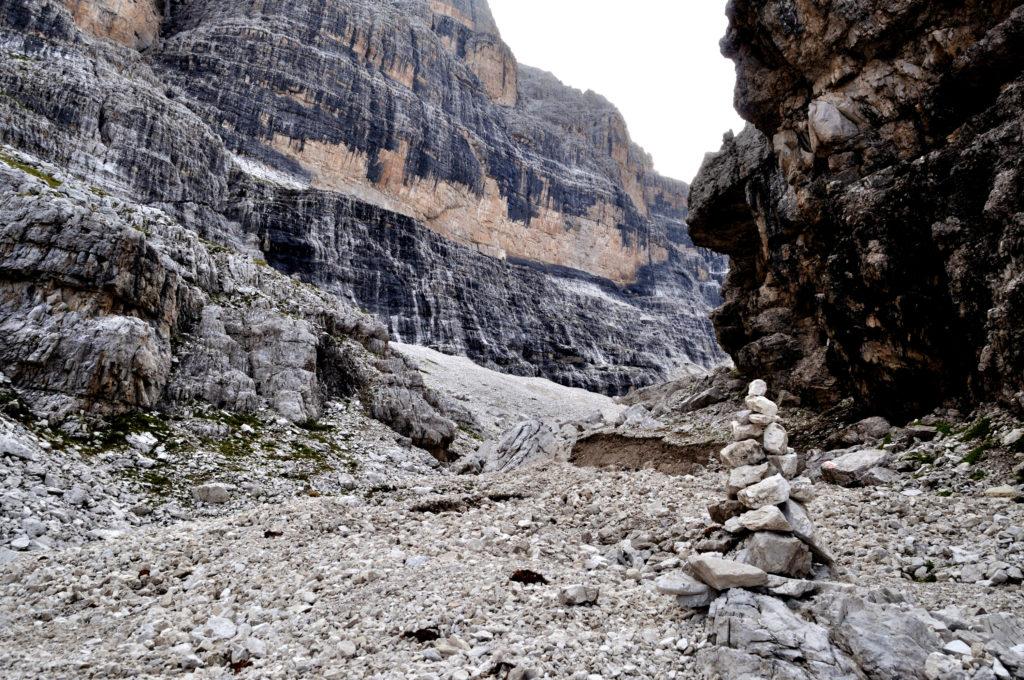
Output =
[
  {"x1": 0, "y1": 153, "x2": 458, "y2": 454},
  {"x1": 0, "y1": 0, "x2": 726, "y2": 398},
  {"x1": 689, "y1": 1, "x2": 1024, "y2": 418}
]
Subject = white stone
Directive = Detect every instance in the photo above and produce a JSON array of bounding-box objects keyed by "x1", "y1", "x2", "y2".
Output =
[
  {"x1": 768, "y1": 454, "x2": 799, "y2": 479},
  {"x1": 732, "y1": 421, "x2": 764, "y2": 442},
  {"x1": 726, "y1": 464, "x2": 770, "y2": 497},
  {"x1": 789, "y1": 477, "x2": 816, "y2": 503},
  {"x1": 1001, "y1": 429, "x2": 1023, "y2": 447},
  {"x1": 655, "y1": 572, "x2": 711, "y2": 598},
  {"x1": 744, "y1": 396, "x2": 779, "y2": 418},
  {"x1": 737, "y1": 505, "x2": 792, "y2": 532},
  {"x1": 126, "y1": 432, "x2": 159, "y2": 454},
  {"x1": 206, "y1": 616, "x2": 237, "y2": 641},
  {"x1": 737, "y1": 474, "x2": 791, "y2": 509},
  {"x1": 0, "y1": 433, "x2": 36, "y2": 461},
  {"x1": 192, "y1": 482, "x2": 232, "y2": 504},
  {"x1": 748, "y1": 380, "x2": 767, "y2": 397},
  {"x1": 942, "y1": 640, "x2": 972, "y2": 656},
  {"x1": 763, "y1": 423, "x2": 788, "y2": 456},
  {"x1": 559, "y1": 585, "x2": 599, "y2": 606}
]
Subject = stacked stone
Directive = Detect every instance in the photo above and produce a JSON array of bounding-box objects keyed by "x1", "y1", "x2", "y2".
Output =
[{"x1": 660, "y1": 379, "x2": 833, "y2": 608}]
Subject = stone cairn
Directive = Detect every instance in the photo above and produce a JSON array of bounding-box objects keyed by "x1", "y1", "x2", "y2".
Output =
[{"x1": 659, "y1": 379, "x2": 834, "y2": 607}]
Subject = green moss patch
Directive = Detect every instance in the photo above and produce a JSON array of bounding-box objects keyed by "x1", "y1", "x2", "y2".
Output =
[
  {"x1": 0, "y1": 152, "x2": 61, "y2": 188},
  {"x1": 962, "y1": 417, "x2": 992, "y2": 441}
]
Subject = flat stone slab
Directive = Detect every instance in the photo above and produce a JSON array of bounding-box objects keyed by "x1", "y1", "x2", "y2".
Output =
[{"x1": 688, "y1": 555, "x2": 768, "y2": 590}]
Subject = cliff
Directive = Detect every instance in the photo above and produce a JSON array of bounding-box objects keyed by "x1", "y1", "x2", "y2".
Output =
[
  {"x1": 154, "y1": 0, "x2": 696, "y2": 287},
  {"x1": 690, "y1": 0, "x2": 1024, "y2": 418},
  {"x1": 0, "y1": 0, "x2": 725, "y2": 442}
]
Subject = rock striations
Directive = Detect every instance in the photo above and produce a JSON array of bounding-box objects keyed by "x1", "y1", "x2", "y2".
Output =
[
  {"x1": 690, "y1": 1, "x2": 1024, "y2": 419},
  {"x1": 0, "y1": 0, "x2": 726, "y2": 427}
]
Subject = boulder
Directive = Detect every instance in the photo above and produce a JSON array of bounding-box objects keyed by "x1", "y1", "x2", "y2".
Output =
[
  {"x1": 822, "y1": 449, "x2": 889, "y2": 487},
  {"x1": 192, "y1": 482, "x2": 232, "y2": 504},
  {"x1": 688, "y1": 555, "x2": 768, "y2": 590},
  {"x1": 698, "y1": 589, "x2": 862, "y2": 679},
  {"x1": 0, "y1": 433, "x2": 37, "y2": 462}
]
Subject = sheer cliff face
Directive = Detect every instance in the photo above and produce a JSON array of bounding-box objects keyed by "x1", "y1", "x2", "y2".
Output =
[
  {"x1": 155, "y1": 0, "x2": 681, "y2": 286},
  {"x1": 690, "y1": 1, "x2": 1024, "y2": 417},
  {"x1": 0, "y1": 0, "x2": 725, "y2": 412}
]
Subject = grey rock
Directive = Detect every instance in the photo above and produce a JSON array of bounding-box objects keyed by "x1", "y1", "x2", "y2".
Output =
[
  {"x1": 781, "y1": 500, "x2": 835, "y2": 566},
  {"x1": 763, "y1": 422, "x2": 788, "y2": 455},
  {"x1": 558, "y1": 585, "x2": 599, "y2": 606},
  {"x1": 699, "y1": 589, "x2": 862, "y2": 680},
  {"x1": 742, "y1": 532, "x2": 812, "y2": 578},
  {"x1": 768, "y1": 454, "x2": 799, "y2": 479},
  {"x1": 0, "y1": 434, "x2": 36, "y2": 462},
  {"x1": 789, "y1": 477, "x2": 817, "y2": 503},
  {"x1": 656, "y1": 572, "x2": 713, "y2": 598},
  {"x1": 720, "y1": 440, "x2": 766, "y2": 468},
  {"x1": 744, "y1": 396, "x2": 779, "y2": 418},
  {"x1": 688, "y1": 555, "x2": 768, "y2": 590},
  {"x1": 737, "y1": 505, "x2": 792, "y2": 533},
  {"x1": 191, "y1": 483, "x2": 232, "y2": 505},
  {"x1": 822, "y1": 449, "x2": 889, "y2": 487},
  {"x1": 726, "y1": 463, "x2": 770, "y2": 498},
  {"x1": 737, "y1": 474, "x2": 790, "y2": 509}
]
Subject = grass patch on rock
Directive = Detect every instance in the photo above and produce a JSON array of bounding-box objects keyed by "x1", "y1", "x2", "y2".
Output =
[
  {"x1": 0, "y1": 152, "x2": 61, "y2": 188},
  {"x1": 962, "y1": 417, "x2": 992, "y2": 441}
]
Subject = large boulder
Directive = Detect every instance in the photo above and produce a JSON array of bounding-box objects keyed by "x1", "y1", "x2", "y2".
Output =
[{"x1": 822, "y1": 449, "x2": 890, "y2": 487}]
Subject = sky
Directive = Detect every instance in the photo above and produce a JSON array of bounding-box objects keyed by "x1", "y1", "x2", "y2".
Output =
[{"x1": 488, "y1": 0, "x2": 745, "y2": 184}]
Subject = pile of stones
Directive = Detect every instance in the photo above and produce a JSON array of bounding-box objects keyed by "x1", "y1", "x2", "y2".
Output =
[{"x1": 660, "y1": 379, "x2": 834, "y2": 607}]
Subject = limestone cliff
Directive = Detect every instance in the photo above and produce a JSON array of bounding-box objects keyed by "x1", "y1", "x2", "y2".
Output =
[
  {"x1": 155, "y1": 0, "x2": 694, "y2": 286},
  {"x1": 690, "y1": 1, "x2": 1024, "y2": 418},
  {"x1": 0, "y1": 0, "x2": 725, "y2": 425}
]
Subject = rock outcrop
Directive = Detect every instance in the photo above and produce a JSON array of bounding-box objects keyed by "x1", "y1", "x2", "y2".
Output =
[
  {"x1": 690, "y1": 1, "x2": 1024, "y2": 418},
  {"x1": 0, "y1": 148, "x2": 457, "y2": 455},
  {"x1": 0, "y1": 0, "x2": 725, "y2": 399}
]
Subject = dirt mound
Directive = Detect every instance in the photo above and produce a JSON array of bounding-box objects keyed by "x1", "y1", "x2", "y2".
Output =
[{"x1": 570, "y1": 433, "x2": 714, "y2": 475}]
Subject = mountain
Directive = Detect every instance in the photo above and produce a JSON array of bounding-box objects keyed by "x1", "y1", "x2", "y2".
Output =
[
  {"x1": 0, "y1": 0, "x2": 726, "y2": 428},
  {"x1": 689, "y1": 0, "x2": 1024, "y2": 419}
]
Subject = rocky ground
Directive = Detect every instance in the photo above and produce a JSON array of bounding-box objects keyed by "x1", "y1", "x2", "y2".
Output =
[{"x1": 1, "y1": 360, "x2": 1023, "y2": 679}]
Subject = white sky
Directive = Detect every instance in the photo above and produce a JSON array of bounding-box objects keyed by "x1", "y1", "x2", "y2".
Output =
[{"x1": 488, "y1": 0, "x2": 745, "y2": 184}]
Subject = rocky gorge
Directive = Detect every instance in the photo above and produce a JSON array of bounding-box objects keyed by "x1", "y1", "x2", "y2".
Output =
[
  {"x1": 0, "y1": 0, "x2": 1023, "y2": 678},
  {"x1": 0, "y1": 0, "x2": 726, "y2": 404}
]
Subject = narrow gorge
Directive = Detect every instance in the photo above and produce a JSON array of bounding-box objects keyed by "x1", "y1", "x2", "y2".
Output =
[{"x1": 0, "y1": 1, "x2": 1022, "y2": 679}]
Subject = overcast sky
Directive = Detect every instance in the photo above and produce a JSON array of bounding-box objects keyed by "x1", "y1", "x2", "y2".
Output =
[{"x1": 488, "y1": 0, "x2": 745, "y2": 184}]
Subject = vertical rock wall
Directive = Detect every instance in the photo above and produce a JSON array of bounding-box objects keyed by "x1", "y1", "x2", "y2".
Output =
[{"x1": 689, "y1": 1, "x2": 1024, "y2": 417}]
